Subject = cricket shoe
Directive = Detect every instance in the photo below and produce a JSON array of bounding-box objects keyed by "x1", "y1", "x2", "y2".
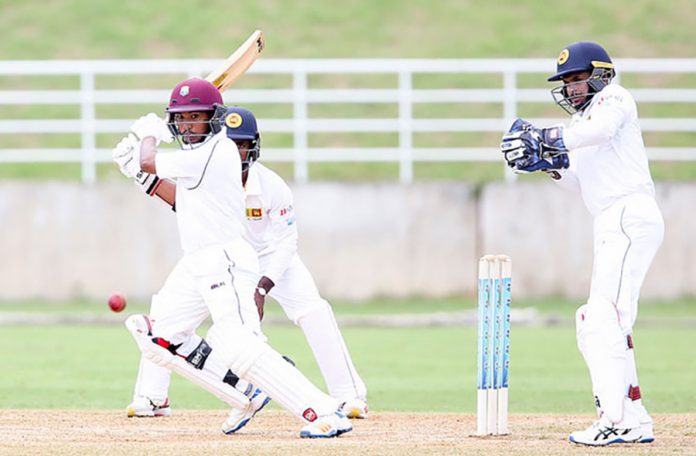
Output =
[
  {"x1": 341, "y1": 398, "x2": 368, "y2": 419},
  {"x1": 299, "y1": 411, "x2": 353, "y2": 438},
  {"x1": 221, "y1": 388, "x2": 271, "y2": 434},
  {"x1": 126, "y1": 396, "x2": 171, "y2": 418},
  {"x1": 638, "y1": 420, "x2": 654, "y2": 443},
  {"x1": 569, "y1": 416, "x2": 643, "y2": 446}
]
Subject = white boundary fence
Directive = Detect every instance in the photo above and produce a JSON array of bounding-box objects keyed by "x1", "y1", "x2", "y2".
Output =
[{"x1": 1, "y1": 58, "x2": 696, "y2": 184}]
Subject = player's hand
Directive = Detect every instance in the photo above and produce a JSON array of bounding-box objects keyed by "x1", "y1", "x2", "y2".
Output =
[
  {"x1": 130, "y1": 113, "x2": 174, "y2": 145},
  {"x1": 500, "y1": 118, "x2": 542, "y2": 168},
  {"x1": 539, "y1": 125, "x2": 567, "y2": 153},
  {"x1": 545, "y1": 170, "x2": 563, "y2": 180},
  {"x1": 112, "y1": 133, "x2": 140, "y2": 178},
  {"x1": 501, "y1": 118, "x2": 569, "y2": 174},
  {"x1": 254, "y1": 276, "x2": 275, "y2": 322},
  {"x1": 515, "y1": 153, "x2": 569, "y2": 174},
  {"x1": 254, "y1": 288, "x2": 265, "y2": 321}
]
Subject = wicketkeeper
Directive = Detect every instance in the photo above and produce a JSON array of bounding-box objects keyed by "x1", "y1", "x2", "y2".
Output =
[{"x1": 500, "y1": 41, "x2": 663, "y2": 446}]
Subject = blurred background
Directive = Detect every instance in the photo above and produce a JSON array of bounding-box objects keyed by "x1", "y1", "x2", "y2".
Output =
[{"x1": 1, "y1": 0, "x2": 694, "y2": 415}]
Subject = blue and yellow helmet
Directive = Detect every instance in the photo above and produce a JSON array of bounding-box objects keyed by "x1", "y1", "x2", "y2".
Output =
[
  {"x1": 224, "y1": 106, "x2": 261, "y2": 170},
  {"x1": 548, "y1": 41, "x2": 614, "y2": 82},
  {"x1": 548, "y1": 41, "x2": 616, "y2": 114}
]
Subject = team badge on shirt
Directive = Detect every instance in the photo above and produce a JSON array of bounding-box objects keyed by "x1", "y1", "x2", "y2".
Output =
[{"x1": 246, "y1": 208, "x2": 263, "y2": 220}]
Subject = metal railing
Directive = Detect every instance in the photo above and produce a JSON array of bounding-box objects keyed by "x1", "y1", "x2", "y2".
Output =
[{"x1": 1, "y1": 58, "x2": 696, "y2": 183}]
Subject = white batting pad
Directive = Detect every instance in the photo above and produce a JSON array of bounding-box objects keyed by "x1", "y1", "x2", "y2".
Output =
[{"x1": 207, "y1": 317, "x2": 339, "y2": 421}]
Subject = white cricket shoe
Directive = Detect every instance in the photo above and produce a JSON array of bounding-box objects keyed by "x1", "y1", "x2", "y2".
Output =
[
  {"x1": 341, "y1": 398, "x2": 368, "y2": 419},
  {"x1": 569, "y1": 416, "x2": 643, "y2": 446},
  {"x1": 221, "y1": 388, "x2": 271, "y2": 434},
  {"x1": 126, "y1": 396, "x2": 171, "y2": 417},
  {"x1": 638, "y1": 420, "x2": 655, "y2": 443},
  {"x1": 299, "y1": 411, "x2": 353, "y2": 439}
]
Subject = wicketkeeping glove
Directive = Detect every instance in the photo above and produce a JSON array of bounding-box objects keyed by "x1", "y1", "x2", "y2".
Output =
[
  {"x1": 130, "y1": 113, "x2": 174, "y2": 145},
  {"x1": 500, "y1": 118, "x2": 569, "y2": 174}
]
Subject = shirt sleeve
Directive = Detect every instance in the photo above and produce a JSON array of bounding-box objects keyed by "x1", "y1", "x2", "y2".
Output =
[
  {"x1": 562, "y1": 87, "x2": 632, "y2": 150},
  {"x1": 261, "y1": 179, "x2": 298, "y2": 284},
  {"x1": 155, "y1": 149, "x2": 205, "y2": 180},
  {"x1": 551, "y1": 167, "x2": 581, "y2": 193}
]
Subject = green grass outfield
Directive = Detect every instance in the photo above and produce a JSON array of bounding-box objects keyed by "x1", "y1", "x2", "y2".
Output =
[
  {"x1": 2, "y1": 0, "x2": 696, "y2": 181},
  {"x1": 2, "y1": 297, "x2": 695, "y2": 414},
  {"x1": 2, "y1": 0, "x2": 694, "y2": 60}
]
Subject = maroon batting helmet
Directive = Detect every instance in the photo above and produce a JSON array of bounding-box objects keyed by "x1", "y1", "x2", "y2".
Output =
[{"x1": 166, "y1": 78, "x2": 223, "y2": 113}]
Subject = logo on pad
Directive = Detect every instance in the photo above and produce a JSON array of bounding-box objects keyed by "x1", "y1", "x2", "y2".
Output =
[{"x1": 302, "y1": 408, "x2": 317, "y2": 422}]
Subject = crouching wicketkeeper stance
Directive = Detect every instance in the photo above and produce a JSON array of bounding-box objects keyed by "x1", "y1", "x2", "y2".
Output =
[
  {"x1": 112, "y1": 77, "x2": 351, "y2": 438},
  {"x1": 500, "y1": 41, "x2": 663, "y2": 446}
]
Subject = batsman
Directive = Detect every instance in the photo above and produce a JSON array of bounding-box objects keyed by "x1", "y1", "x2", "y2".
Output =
[
  {"x1": 500, "y1": 41, "x2": 663, "y2": 446},
  {"x1": 111, "y1": 77, "x2": 353, "y2": 438}
]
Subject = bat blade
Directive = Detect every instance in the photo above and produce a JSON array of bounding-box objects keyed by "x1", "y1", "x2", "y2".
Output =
[{"x1": 205, "y1": 30, "x2": 265, "y2": 93}]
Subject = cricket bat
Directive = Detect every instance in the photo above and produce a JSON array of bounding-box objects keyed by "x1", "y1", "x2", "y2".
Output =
[{"x1": 205, "y1": 30, "x2": 265, "y2": 92}]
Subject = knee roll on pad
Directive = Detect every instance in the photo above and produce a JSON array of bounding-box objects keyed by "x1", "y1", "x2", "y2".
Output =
[
  {"x1": 206, "y1": 318, "x2": 271, "y2": 378},
  {"x1": 581, "y1": 302, "x2": 626, "y2": 355},
  {"x1": 583, "y1": 302, "x2": 616, "y2": 327}
]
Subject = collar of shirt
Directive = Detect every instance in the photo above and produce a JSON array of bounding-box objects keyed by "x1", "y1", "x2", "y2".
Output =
[{"x1": 244, "y1": 164, "x2": 262, "y2": 196}]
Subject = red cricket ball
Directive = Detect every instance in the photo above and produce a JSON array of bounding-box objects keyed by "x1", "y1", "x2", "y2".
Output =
[{"x1": 108, "y1": 293, "x2": 127, "y2": 313}]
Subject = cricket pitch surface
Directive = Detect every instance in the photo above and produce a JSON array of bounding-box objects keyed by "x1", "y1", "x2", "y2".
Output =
[{"x1": 2, "y1": 411, "x2": 694, "y2": 455}]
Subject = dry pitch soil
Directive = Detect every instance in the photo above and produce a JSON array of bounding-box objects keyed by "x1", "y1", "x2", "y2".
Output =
[{"x1": 1, "y1": 411, "x2": 694, "y2": 455}]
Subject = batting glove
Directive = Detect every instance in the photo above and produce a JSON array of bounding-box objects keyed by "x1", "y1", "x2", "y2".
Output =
[
  {"x1": 130, "y1": 113, "x2": 174, "y2": 145},
  {"x1": 112, "y1": 133, "x2": 140, "y2": 179},
  {"x1": 134, "y1": 170, "x2": 161, "y2": 197},
  {"x1": 113, "y1": 133, "x2": 161, "y2": 196}
]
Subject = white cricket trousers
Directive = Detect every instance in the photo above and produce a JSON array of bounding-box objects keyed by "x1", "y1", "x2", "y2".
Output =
[
  {"x1": 133, "y1": 238, "x2": 260, "y2": 403},
  {"x1": 576, "y1": 192, "x2": 663, "y2": 426}
]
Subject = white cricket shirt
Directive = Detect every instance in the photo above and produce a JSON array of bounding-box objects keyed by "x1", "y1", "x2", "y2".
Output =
[
  {"x1": 559, "y1": 83, "x2": 656, "y2": 217},
  {"x1": 155, "y1": 132, "x2": 246, "y2": 253},
  {"x1": 243, "y1": 163, "x2": 298, "y2": 284}
]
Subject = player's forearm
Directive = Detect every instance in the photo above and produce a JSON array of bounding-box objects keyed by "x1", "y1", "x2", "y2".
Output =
[{"x1": 140, "y1": 137, "x2": 158, "y2": 174}]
